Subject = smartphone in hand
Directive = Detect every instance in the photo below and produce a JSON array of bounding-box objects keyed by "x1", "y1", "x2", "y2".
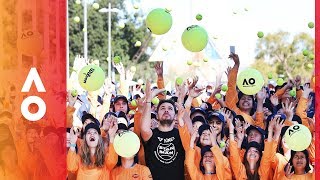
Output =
[{"x1": 230, "y1": 46, "x2": 235, "y2": 54}]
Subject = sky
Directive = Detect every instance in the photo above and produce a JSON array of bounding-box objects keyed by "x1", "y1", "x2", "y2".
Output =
[{"x1": 125, "y1": 0, "x2": 315, "y2": 69}]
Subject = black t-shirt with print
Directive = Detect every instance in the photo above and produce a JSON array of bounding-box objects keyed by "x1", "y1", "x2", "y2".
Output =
[{"x1": 143, "y1": 128, "x2": 185, "y2": 180}]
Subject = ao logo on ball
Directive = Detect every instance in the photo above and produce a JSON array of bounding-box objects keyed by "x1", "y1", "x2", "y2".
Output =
[
  {"x1": 242, "y1": 78, "x2": 256, "y2": 87},
  {"x1": 236, "y1": 68, "x2": 264, "y2": 95},
  {"x1": 284, "y1": 124, "x2": 312, "y2": 151}
]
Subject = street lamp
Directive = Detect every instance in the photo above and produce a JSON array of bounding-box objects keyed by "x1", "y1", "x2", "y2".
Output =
[{"x1": 99, "y1": 3, "x2": 120, "y2": 80}]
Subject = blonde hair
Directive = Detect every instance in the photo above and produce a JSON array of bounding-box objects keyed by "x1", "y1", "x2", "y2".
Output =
[{"x1": 80, "y1": 135, "x2": 105, "y2": 167}]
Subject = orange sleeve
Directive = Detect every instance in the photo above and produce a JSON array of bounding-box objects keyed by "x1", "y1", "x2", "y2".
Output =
[
  {"x1": 66, "y1": 106, "x2": 76, "y2": 128},
  {"x1": 101, "y1": 128, "x2": 108, "y2": 138},
  {"x1": 191, "y1": 98, "x2": 201, "y2": 108},
  {"x1": 258, "y1": 140, "x2": 276, "y2": 178},
  {"x1": 275, "y1": 86, "x2": 286, "y2": 98},
  {"x1": 225, "y1": 67, "x2": 239, "y2": 109},
  {"x1": 178, "y1": 124, "x2": 191, "y2": 151},
  {"x1": 133, "y1": 112, "x2": 142, "y2": 137},
  {"x1": 296, "y1": 89, "x2": 303, "y2": 100},
  {"x1": 212, "y1": 146, "x2": 230, "y2": 180},
  {"x1": 141, "y1": 165, "x2": 152, "y2": 179},
  {"x1": 229, "y1": 140, "x2": 247, "y2": 179},
  {"x1": 157, "y1": 76, "x2": 166, "y2": 100},
  {"x1": 138, "y1": 144, "x2": 146, "y2": 166},
  {"x1": 296, "y1": 97, "x2": 311, "y2": 130},
  {"x1": 185, "y1": 148, "x2": 203, "y2": 180},
  {"x1": 106, "y1": 143, "x2": 118, "y2": 171},
  {"x1": 254, "y1": 112, "x2": 265, "y2": 129},
  {"x1": 67, "y1": 149, "x2": 80, "y2": 172},
  {"x1": 207, "y1": 95, "x2": 217, "y2": 104}
]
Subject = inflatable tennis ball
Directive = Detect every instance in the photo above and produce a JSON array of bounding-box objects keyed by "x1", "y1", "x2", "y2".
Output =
[
  {"x1": 133, "y1": 4, "x2": 139, "y2": 9},
  {"x1": 236, "y1": 68, "x2": 264, "y2": 95},
  {"x1": 137, "y1": 79, "x2": 144, "y2": 85},
  {"x1": 78, "y1": 65, "x2": 105, "y2": 91},
  {"x1": 146, "y1": 8, "x2": 172, "y2": 35},
  {"x1": 71, "y1": 89, "x2": 78, "y2": 97},
  {"x1": 182, "y1": 25, "x2": 208, "y2": 52},
  {"x1": 113, "y1": 56, "x2": 121, "y2": 64},
  {"x1": 203, "y1": 58, "x2": 208, "y2": 62},
  {"x1": 73, "y1": 16, "x2": 80, "y2": 23},
  {"x1": 17, "y1": 30, "x2": 43, "y2": 56},
  {"x1": 82, "y1": 28, "x2": 87, "y2": 32},
  {"x1": 114, "y1": 131, "x2": 140, "y2": 157},
  {"x1": 162, "y1": 45, "x2": 168, "y2": 51},
  {"x1": 135, "y1": 41, "x2": 141, "y2": 47},
  {"x1": 215, "y1": 93, "x2": 222, "y2": 99},
  {"x1": 131, "y1": 100, "x2": 137, "y2": 107},
  {"x1": 75, "y1": 0, "x2": 81, "y2": 5},
  {"x1": 308, "y1": 54, "x2": 314, "y2": 60},
  {"x1": 276, "y1": 78, "x2": 284, "y2": 86},
  {"x1": 219, "y1": 141, "x2": 226, "y2": 148},
  {"x1": 221, "y1": 84, "x2": 228, "y2": 92},
  {"x1": 92, "y1": 3, "x2": 99, "y2": 9},
  {"x1": 289, "y1": 89, "x2": 296, "y2": 97},
  {"x1": 257, "y1": 31, "x2": 264, "y2": 38},
  {"x1": 176, "y1": 77, "x2": 183, "y2": 86},
  {"x1": 307, "y1": 63, "x2": 313, "y2": 69},
  {"x1": 267, "y1": 72, "x2": 273, "y2": 79},
  {"x1": 152, "y1": 97, "x2": 160, "y2": 105},
  {"x1": 187, "y1": 60, "x2": 193, "y2": 65},
  {"x1": 130, "y1": 66, "x2": 136, "y2": 72},
  {"x1": 118, "y1": 22, "x2": 125, "y2": 29},
  {"x1": 129, "y1": 110, "x2": 135, "y2": 115},
  {"x1": 303, "y1": 50, "x2": 309, "y2": 56},
  {"x1": 284, "y1": 124, "x2": 312, "y2": 151},
  {"x1": 196, "y1": 14, "x2": 202, "y2": 21},
  {"x1": 308, "y1": 22, "x2": 314, "y2": 29}
]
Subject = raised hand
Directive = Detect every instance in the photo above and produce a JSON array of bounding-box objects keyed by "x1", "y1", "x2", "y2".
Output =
[
  {"x1": 70, "y1": 127, "x2": 80, "y2": 145},
  {"x1": 190, "y1": 129, "x2": 199, "y2": 149},
  {"x1": 302, "y1": 83, "x2": 312, "y2": 98},
  {"x1": 114, "y1": 62, "x2": 125, "y2": 75},
  {"x1": 285, "y1": 163, "x2": 294, "y2": 179},
  {"x1": 209, "y1": 127, "x2": 218, "y2": 147},
  {"x1": 108, "y1": 117, "x2": 118, "y2": 143},
  {"x1": 154, "y1": 61, "x2": 163, "y2": 76},
  {"x1": 256, "y1": 88, "x2": 267, "y2": 101},
  {"x1": 228, "y1": 53, "x2": 240, "y2": 66},
  {"x1": 67, "y1": 90, "x2": 77, "y2": 107},
  {"x1": 225, "y1": 66, "x2": 232, "y2": 77},
  {"x1": 282, "y1": 100, "x2": 294, "y2": 121}
]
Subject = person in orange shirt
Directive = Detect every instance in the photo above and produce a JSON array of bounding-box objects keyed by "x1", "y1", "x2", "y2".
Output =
[
  {"x1": 67, "y1": 121, "x2": 118, "y2": 180},
  {"x1": 110, "y1": 136, "x2": 152, "y2": 180},
  {"x1": 185, "y1": 126, "x2": 232, "y2": 180},
  {"x1": 229, "y1": 114, "x2": 284, "y2": 180},
  {"x1": 284, "y1": 150, "x2": 314, "y2": 179}
]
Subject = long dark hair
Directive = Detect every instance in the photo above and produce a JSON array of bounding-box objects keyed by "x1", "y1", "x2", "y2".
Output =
[
  {"x1": 243, "y1": 147, "x2": 262, "y2": 180},
  {"x1": 286, "y1": 150, "x2": 311, "y2": 174},
  {"x1": 236, "y1": 92, "x2": 256, "y2": 116}
]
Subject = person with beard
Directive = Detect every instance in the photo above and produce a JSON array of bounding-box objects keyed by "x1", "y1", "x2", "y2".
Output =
[
  {"x1": 67, "y1": 122, "x2": 118, "y2": 179},
  {"x1": 141, "y1": 81, "x2": 185, "y2": 180},
  {"x1": 229, "y1": 114, "x2": 284, "y2": 180}
]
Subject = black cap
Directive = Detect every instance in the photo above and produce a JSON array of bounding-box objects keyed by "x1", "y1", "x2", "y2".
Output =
[
  {"x1": 190, "y1": 107, "x2": 207, "y2": 117},
  {"x1": 113, "y1": 95, "x2": 128, "y2": 104},
  {"x1": 201, "y1": 145, "x2": 212, "y2": 157},
  {"x1": 81, "y1": 113, "x2": 100, "y2": 126},
  {"x1": 84, "y1": 123, "x2": 101, "y2": 135},
  {"x1": 198, "y1": 124, "x2": 211, "y2": 136},
  {"x1": 207, "y1": 112, "x2": 225, "y2": 123},
  {"x1": 246, "y1": 141, "x2": 262, "y2": 154},
  {"x1": 246, "y1": 125, "x2": 266, "y2": 137},
  {"x1": 192, "y1": 116, "x2": 207, "y2": 125}
]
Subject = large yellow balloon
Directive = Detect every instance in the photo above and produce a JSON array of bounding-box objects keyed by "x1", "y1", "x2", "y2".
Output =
[
  {"x1": 114, "y1": 131, "x2": 140, "y2": 158},
  {"x1": 284, "y1": 124, "x2": 312, "y2": 151},
  {"x1": 146, "y1": 8, "x2": 172, "y2": 35},
  {"x1": 181, "y1": 25, "x2": 208, "y2": 52},
  {"x1": 78, "y1": 65, "x2": 105, "y2": 91},
  {"x1": 236, "y1": 68, "x2": 264, "y2": 95}
]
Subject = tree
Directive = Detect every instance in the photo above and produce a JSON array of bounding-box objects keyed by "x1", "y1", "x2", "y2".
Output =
[
  {"x1": 253, "y1": 31, "x2": 314, "y2": 80},
  {"x1": 68, "y1": 0, "x2": 156, "y2": 81}
]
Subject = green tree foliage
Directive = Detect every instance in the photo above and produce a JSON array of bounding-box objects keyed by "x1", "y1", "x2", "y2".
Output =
[
  {"x1": 253, "y1": 31, "x2": 314, "y2": 81},
  {"x1": 68, "y1": 0, "x2": 156, "y2": 81}
]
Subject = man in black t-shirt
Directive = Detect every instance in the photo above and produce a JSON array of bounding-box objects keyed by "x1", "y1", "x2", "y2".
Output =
[{"x1": 141, "y1": 83, "x2": 185, "y2": 180}]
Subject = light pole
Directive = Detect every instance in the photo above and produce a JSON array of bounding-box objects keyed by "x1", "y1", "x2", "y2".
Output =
[
  {"x1": 99, "y1": 3, "x2": 120, "y2": 80},
  {"x1": 83, "y1": 0, "x2": 88, "y2": 61}
]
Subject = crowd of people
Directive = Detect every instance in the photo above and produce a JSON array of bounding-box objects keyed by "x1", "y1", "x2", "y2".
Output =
[
  {"x1": 65, "y1": 53, "x2": 315, "y2": 180},
  {"x1": 0, "y1": 52, "x2": 315, "y2": 180}
]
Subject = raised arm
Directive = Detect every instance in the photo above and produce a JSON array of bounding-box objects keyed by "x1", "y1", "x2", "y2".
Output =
[
  {"x1": 225, "y1": 53, "x2": 240, "y2": 109},
  {"x1": 106, "y1": 117, "x2": 119, "y2": 170},
  {"x1": 140, "y1": 81, "x2": 153, "y2": 142},
  {"x1": 154, "y1": 62, "x2": 166, "y2": 100}
]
